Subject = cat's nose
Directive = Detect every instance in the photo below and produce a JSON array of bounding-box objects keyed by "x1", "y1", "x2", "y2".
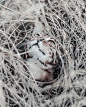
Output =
[{"x1": 42, "y1": 40, "x2": 47, "y2": 45}]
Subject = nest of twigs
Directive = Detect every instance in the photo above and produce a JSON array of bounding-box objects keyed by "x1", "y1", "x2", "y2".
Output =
[{"x1": 0, "y1": 0, "x2": 86, "y2": 107}]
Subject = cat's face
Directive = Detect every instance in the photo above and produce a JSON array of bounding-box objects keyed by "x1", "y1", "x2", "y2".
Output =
[{"x1": 27, "y1": 34, "x2": 58, "y2": 64}]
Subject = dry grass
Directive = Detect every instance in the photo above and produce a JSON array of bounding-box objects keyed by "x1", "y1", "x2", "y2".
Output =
[{"x1": 0, "y1": 0, "x2": 86, "y2": 107}]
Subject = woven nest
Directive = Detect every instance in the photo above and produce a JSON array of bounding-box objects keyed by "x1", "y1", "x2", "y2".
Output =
[{"x1": 0, "y1": 0, "x2": 86, "y2": 107}]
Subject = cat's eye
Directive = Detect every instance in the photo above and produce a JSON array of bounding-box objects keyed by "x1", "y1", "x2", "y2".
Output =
[
  {"x1": 47, "y1": 40, "x2": 55, "y2": 44},
  {"x1": 35, "y1": 34, "x2": 40, "y2": 37}
]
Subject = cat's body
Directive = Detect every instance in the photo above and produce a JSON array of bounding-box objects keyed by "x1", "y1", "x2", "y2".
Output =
[{"x1": 26, "y1": 34, "x2": 64, "y2": 82}]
